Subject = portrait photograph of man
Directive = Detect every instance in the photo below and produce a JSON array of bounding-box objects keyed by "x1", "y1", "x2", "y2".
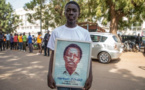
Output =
[{"x1": 52, "y1": 39, "x2": 91, "y2": 88}]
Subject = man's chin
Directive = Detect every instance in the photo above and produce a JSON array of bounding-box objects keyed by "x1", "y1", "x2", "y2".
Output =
[
  {"x1": 67, "y1": 20, "x2": 75, "y2": 24},
  {"x1": 67, "y1": 68, "x2": 76, "y2": 75},
  {"x1": 68, "y1": 66, "x2": 76, "y2": 69}
]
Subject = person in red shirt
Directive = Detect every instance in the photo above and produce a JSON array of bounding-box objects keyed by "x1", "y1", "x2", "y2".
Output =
[{"x1": 13, "y1": 33, "x2": 18, "y2": 50}]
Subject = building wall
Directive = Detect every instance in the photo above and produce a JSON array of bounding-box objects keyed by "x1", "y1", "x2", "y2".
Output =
[
  {"x1": 102, "y1": 22, "x2": 145, "y2": 36},
  {"x1": 14, "y1": 8, "x2": 46, "y2": 37}
]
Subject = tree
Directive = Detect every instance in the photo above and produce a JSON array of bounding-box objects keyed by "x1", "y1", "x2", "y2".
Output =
[
  {"x1": 94, "y1": 0, "x2": 145, "y2": 34},
  {"x1": 0, "y1": 0, "x2": 21, "y2": 33},
  {"x1": 24, "y1": 0, "x2": 50, "y2": 33},
  {"x1": 48, "y1": 0, "x2": 68, "y2": 27},
  {"x1": 49, "y1": 0, "x2": 145, "y2": 34},
  {"x1": 24, "y1": 0, "x2": 145, "y2": 34}
]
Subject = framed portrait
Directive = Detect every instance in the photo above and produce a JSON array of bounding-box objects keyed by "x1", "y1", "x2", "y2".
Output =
[{"x1": 52, "y1": 39, "x2": 92, "y2": 88}]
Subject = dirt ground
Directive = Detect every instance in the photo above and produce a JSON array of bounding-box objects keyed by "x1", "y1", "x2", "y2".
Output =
[{"x1": 0, "y1": 48, "x2": 145, "y2": 90}]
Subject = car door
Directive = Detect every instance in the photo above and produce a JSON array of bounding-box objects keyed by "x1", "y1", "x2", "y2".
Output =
[{"x1": 91, "y1": 35, "x2": 102, "y2": 59}]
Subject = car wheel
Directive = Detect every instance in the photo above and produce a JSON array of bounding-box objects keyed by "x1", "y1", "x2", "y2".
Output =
[{"x1": 98, "y1": 52, "x2": 111, "y2": 64}]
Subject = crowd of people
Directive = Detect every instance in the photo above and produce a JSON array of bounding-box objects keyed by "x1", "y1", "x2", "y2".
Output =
[
  {"x1": 0, "y1": 30, "x2": 50, "y2": 56},
  {"x1": 118, "y1": 33, "x2": 145, "y2": 53}
]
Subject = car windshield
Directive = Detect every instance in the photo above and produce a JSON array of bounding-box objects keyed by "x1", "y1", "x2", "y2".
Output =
[
  {"x1": 113, "y1": 35, "x2": 120, "y2": 42},
  {"x1": 91, "y1": 35, "x2": 107, "y2": 42}
]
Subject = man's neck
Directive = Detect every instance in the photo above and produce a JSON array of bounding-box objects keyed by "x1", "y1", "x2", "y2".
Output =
[{"x1": 66, "y1": 22, "x2": 77, "y2": 28}]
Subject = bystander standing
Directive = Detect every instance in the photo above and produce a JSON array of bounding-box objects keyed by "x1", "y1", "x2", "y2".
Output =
[
  {"x1": 37, "y1": 32, "x2": 42, "y2": 55},
  {"x1": 136, "y1": 34, "x2": 142, "y2": 51},
  {"x1": 23, "y1": 32, "x2": 27, "y2": 52},
  {"x1": 3, "y1": 34, "x2": 6, "y2": 50},
  {"x1": 10, "y1": 34, "x2": 14, "y2": 50},
  {"x1": 43, "y1": 30, "x2": 50, "y2": 56},
  {"x1": 6, "y1": 33, "x2": 10, "y2": 49},
  {"x1": 13, "y1": 33, "x2": 18, "y2": 50},
  {"x1": 0, "y1": 31, "x2": 3, "y2": 51},
  {"x1": 28, "y1": 33, "x2": 33, "y2": 53},
  {"x1": 19, "y1": 34, "x2": 23, "y2": 51}
]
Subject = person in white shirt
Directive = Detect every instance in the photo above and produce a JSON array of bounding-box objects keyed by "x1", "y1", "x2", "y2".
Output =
[{"x1": 47, "y1": 1, "x2": 92, "y2": 90}]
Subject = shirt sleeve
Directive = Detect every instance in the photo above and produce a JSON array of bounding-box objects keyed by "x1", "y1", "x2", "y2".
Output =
[
  {"x1": 47, "y1": 31, "x2": 56, "y2": 50},
  {"x1": 85, "y1": 31, "x2": 92, "y2": 42}
]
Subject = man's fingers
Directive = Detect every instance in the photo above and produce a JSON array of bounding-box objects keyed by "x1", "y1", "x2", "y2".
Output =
[
  {"x1": 83, "y1": 88, "x2": 85, "y2": 90},
  {"x1": 53, "y1": 82, "x2": 56, "y2": 88},
  {"x1": 84, "y1": 82, "x2": 91, "y2": 90},
  {"x1": 49, "y1": 84, "x2": 55, "y2": 89}
]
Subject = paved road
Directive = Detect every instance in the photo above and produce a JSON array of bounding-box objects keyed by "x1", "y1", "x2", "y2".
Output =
[{"x1": 0, "y1": 50, "x2": 145, "y2": 90}]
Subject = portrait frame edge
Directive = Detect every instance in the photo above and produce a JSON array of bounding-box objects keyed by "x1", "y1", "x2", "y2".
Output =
[{"x1": 52, "y1": 38, "x2": 92, "y2": 88}]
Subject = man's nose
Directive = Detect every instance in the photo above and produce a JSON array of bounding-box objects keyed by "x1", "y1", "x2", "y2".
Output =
[
  {"x1": 69, "y1": 10, "x2": 73, "y2": 15},
  {"x1": 70, "y1": 55, "x2": 74, "y2": 60}
]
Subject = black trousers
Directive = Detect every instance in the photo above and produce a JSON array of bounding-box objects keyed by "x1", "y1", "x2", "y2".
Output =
[
  {"x1": 10, "y1": 42, "x2": 13, "y2": 50},
  {"x1": 23, "y1": 42, "x2": 27, "y2": 51},
  {"x1": 3, "y1": 41, "x2": 6, "y2": 50},
  {"x1": 6, "y1": 41, "x2": 10, "y2": 49},
  {"x1": 0, "y1": 41, "x2": 3, "y2": 51},
  {"x1": 44, "y1": 43, "x2": 49, "y2": 56},
  {"x1": 14, "y1": 42, "x2": 18, "y2": 50}
]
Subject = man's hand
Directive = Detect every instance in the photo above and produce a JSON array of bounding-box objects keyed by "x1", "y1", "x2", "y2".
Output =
[
  {"x1": 47, "y1": 74, "x2": 56, "y2": 89},
  {"x1": 47, "y1": 51, "x2": 55, "y2": 89},
  {"x1": 84, "y1": 75, "x2": 93, "y2": 90},
  {"x1": 84, "y1": 61, "x2": 93, "y2": 90}
]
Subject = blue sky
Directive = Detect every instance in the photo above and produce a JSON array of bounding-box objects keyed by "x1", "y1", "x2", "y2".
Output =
[{"x1": 6, "y1": 0, "x2": 32, "y2": 10}]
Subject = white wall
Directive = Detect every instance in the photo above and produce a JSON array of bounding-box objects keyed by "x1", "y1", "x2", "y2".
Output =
[{"x1": 14, "y1": 8, "x2": 46, "y2": 37}]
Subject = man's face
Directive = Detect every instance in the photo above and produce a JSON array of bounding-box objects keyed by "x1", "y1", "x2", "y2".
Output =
[
  {"x1": 47, "y1": 31, "x2": 49, "y2": 34},
  {"x1": 65, "y1": 4, "x2": 79, "y2": 24},
  {"x1": 64, "y1": 47, "x2": 81, "y2": 75}
]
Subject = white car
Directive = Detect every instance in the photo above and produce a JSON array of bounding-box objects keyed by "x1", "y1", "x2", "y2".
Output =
[{"x1": 90, "y1": 32, "x2": 123, "y2": 63}]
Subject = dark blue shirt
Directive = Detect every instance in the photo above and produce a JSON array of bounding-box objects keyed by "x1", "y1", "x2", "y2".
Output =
[
  {"x1": 10, "y1": 36, "x2": 13, "y2": 43},
  {"x1": 0, "y1": 34, "x2": 3, "y2": 41}
]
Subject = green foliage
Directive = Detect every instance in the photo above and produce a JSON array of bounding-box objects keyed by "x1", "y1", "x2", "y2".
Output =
[
  {"x1": 24, "y1": 0, "x2": 52, "y2": 30},
  {"x1": 24, "y1": 0, "x2": 145, "y2": 32},
  {"x1": 94, "y1": 0, "x2": 145, "y2": 31},
  {"x1": 0, "y1": 0, "x2": 21, "y2": 33}
]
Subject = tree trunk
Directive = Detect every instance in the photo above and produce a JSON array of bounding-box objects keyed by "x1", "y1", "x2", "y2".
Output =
[{"x1": 110, "y1": 5, "x2": 119, "y2": 34}]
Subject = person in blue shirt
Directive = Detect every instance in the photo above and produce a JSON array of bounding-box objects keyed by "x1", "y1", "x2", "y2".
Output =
[
  {"x1": 28, "y1": 32, "x2": 33, "y2": 53},
  {"x1": 6, "y1": 33, "x2": 10, "y2": 49},
  {"x1": 10, "y1": 34, "x2": 14, "y2": 50}
]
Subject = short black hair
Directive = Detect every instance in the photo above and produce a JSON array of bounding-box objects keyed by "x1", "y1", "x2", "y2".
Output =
[
  {"x1": 63, "y1": 44, "x2": 82, "y2": 59},
  {"x1": 65, "y1": 1, "x2": 80, "y2": 12}
]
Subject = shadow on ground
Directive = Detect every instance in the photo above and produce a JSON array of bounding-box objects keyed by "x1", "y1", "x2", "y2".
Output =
[
  {"x1": 0, "y1": 50, "x2": 145, "y2": 90},
  {"x1": 92, "y1": 58, "x2": 121, "y2": 64}
]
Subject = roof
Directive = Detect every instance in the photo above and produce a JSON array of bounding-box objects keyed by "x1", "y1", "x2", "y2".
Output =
[{"x1": 89, "y1": 32, "x2": 114, "y2": 36}]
